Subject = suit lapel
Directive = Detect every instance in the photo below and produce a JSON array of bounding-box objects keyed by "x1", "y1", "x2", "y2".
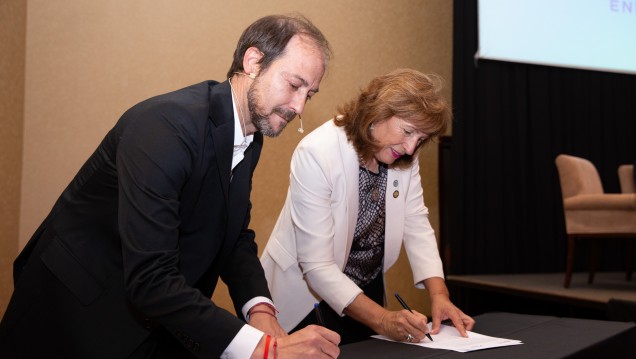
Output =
[
  {"x1": 227, "y1": 146, "x2": 252, "y2": 235},
  {"x1": 217, "y1": 134, "x2": 263, "y2": 262},
  {"x1": 207, "y1": 81, "x2": 234, "y2": 206},
  {"x1": 384, "y1": 168, "x2": 406, "y2": 270}
]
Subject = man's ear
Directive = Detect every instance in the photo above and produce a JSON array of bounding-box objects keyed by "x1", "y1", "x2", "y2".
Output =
[{"x1": 242, "y1": 47, "x2": 264, "y2": 77}]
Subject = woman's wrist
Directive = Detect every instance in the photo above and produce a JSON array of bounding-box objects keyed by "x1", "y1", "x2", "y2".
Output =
[
  {"x1": 429, "y1": 290, "x2": 450, "y2": 300},
  {"x1": 376, "y1": 309, "x2": 391, "y2": 336}
]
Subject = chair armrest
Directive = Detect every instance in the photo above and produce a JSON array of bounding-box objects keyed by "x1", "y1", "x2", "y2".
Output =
[{"x1": 564, "y1": 194, "x2": 636, "y2": 210}]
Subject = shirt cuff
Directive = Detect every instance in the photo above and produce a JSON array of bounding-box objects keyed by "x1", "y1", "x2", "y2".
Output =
[
  {"x1": 242, "y1": 296, "x2": 276, "y2": 321},
  {"x1": 220, "y1": 324, "x2": 264, "y2": 359}
]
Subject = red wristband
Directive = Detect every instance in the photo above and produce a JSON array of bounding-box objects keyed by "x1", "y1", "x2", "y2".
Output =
[
  {"x1": 263, "y1": 335, "x2": 271, "y2": 359},
  {"x1": 273, "y1": 338, "x2": 278, "y2": 359},
  {"x1": 250, "y1": 310, "x2": 276, "y2": 318}
]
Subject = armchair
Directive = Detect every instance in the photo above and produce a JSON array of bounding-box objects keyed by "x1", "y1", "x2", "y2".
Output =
[{"x1": 555, "y1": 154, "x2": 636, "y2": 288}]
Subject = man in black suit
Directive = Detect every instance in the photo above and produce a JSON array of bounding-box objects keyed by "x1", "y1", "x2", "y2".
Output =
[{"x1": 0, "y1": 14, "x2": 339, "y2": 359}]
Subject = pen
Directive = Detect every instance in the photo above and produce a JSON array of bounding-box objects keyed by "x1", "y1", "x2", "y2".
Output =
[
  {"x1": 394, "y1": 292, "x2": 433, "y2": 342},
  {"x1": 314, "y1": 303, "x2": 325, "y2": 326}
]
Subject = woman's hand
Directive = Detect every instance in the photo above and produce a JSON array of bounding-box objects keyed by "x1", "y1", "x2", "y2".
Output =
[
  {"x1": 423, "y1": 277, "x2": 475, "y2": 337},
  {"x1": 429, "y1": 293, "x2": 475, "y2": 337},
  {"x1": 378, "y1": 309, "x2": 431, "y2": 343}
]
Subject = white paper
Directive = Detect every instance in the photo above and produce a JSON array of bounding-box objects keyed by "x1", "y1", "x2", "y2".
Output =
[{"x1": 372, "y1": 323, "x2": 523, "y2": 353}]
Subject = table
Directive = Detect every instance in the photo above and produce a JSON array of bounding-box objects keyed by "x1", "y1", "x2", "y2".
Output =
[{"x1": 339, "y1": 312, "x2": 635, "y2": 358}]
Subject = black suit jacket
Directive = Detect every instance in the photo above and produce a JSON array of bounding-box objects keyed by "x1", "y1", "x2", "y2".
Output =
[{"x1": 0, "y1": 81, "x2": 270, "y2": 358}]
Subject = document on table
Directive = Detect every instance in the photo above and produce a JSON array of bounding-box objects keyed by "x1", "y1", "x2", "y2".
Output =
[{"x1": 372, "y1": 323, "x2": 523, "y2": 353}]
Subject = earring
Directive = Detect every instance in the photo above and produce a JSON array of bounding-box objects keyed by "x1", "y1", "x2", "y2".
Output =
[
  {"x1": 249, "y1": 73, "x2": 256, "y2": 79},
  {"x1": 370, "y1": 123, "x2": 375, "y2": 130}
]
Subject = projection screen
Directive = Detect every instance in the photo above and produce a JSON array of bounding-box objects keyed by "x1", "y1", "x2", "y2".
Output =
[{"x1": 477, "y1": 0, "x2": 636, "y2": 75}]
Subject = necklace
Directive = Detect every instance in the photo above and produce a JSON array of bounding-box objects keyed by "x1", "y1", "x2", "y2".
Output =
[
  {"x1": 228, "y1": 78, "x2": 248, "y2": 148},
  {"x1": 360, "y1": 157, "x2": 381, "y2": 202}
]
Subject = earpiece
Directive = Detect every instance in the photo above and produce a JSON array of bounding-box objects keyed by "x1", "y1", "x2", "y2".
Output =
[
  {"x1": 298, "y1": 114, "x2": 304, "y2": 134},
  {"x1": 233, "y1": 72, "x2": 257, "y2": 80}
]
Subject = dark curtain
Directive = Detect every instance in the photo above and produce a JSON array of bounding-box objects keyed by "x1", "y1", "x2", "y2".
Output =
[{"x1": 448, "y1": 0, "x2": 636, "y2": 275}]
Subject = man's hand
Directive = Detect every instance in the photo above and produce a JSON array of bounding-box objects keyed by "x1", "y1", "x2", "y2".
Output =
[{"x1": 251, "y1": 325, "x2": 340, "y2": 359}]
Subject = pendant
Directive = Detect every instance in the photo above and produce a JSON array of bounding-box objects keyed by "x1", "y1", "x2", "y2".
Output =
[{"x1": 371, "y1": 187, "x2": 380, "y2": 201}]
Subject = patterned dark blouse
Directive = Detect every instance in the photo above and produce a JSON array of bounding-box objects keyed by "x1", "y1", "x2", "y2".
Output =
[{"x1": 343, "y1": 164, "x2": 388, "y2": 287}]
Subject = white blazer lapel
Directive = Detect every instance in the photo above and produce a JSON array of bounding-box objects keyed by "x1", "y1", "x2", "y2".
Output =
[
  {"x1": 384, "y1": 168, "x2": 407, "y2": 270},
  {"x1": 335, "y1": 127, "x2": 359, "y2": 269}
]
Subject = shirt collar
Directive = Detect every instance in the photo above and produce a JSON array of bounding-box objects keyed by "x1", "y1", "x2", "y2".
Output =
[{"x1": 231, "y1": 88, "x2": 254, "y2": 151}]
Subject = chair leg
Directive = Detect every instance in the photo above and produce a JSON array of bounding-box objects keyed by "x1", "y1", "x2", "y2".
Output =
[
  {"x1": 588, "y1": 239, "x2": 598, "y2": 284},
  {"x1": 627, "y1": 240, "x2": 634, "y2": 282},
  {"x1": 564, "y1": 236, "x2": 575, "y2": 288}
]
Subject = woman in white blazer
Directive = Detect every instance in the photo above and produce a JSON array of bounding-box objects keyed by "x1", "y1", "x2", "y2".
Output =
[{"x1": 261, "y1": 69, "x2": 474, "y2": 345}]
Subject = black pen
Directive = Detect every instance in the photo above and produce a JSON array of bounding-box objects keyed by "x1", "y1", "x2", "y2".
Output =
[
  {"x1": 314, "y1": 303, "x2": 325, "y2": 326},
  {"x1": 394, "y1": 292, "x2": 433, "y2": 342}
]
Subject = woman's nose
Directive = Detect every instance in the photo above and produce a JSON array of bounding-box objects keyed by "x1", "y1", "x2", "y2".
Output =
[{"x1": 404, "y1": 137, "x2": 419, "y2": 155}]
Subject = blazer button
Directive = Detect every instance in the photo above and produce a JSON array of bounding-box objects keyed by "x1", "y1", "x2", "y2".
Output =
[{"x1": 143, "y1": 318, "x2": 153, "y2": 329}]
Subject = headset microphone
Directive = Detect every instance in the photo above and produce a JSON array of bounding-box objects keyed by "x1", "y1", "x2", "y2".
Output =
[
  {"x1": 233, "y1": 72, "x2": 257, "y2": 79},
  {"x1": 298, "y1": 114, "x2": 304, "y2": 134}
]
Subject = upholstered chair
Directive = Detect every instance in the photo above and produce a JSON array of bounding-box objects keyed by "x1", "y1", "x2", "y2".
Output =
[{"x1": 555, "y1": 154, "x2": 636, "y2": 288}]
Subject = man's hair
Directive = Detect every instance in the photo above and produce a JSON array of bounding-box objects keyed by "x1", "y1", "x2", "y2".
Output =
[
  {"x1": 226, "y1": 14, "x2": 332, "y2": 79},
  {"x1": 334, "y1": 68, "x2": 451, "y2": 170}
]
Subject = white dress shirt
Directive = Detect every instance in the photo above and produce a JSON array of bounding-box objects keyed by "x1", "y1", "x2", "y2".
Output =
[{"x1": 221, "y1": 89, "x2": 275, "y2": 359}]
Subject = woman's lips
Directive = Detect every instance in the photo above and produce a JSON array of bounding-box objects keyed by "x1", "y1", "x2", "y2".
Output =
[{"x1": 391, "y1": 148, "x2": 402, "y2": 159}]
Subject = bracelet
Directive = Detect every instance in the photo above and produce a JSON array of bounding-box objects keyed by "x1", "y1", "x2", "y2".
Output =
[
  {"x1": 263, "y1": 335, "x2": 271, "y2": 359},
  {"x1": 250, "y1": 310, "x2": 277, "y2": 318},
  {"x1": 273, "y1": 338, "x2": 278, "y2": 359},
  {"x1": 251, "y1": 302, "x2": 279, "y2": 315}
]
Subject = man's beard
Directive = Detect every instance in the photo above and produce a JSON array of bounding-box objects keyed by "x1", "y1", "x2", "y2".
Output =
[{"x1": 247, "y1": 85, "x2": 297, "y2": 138}]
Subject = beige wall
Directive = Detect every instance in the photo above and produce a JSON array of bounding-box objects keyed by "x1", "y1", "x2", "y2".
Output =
[
  {"x1": 2, "y1": 0, "x2": 452, "y2": 318},
  {"x1": 0, "y1": 0, "x2": 26, "y2": 317}
]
